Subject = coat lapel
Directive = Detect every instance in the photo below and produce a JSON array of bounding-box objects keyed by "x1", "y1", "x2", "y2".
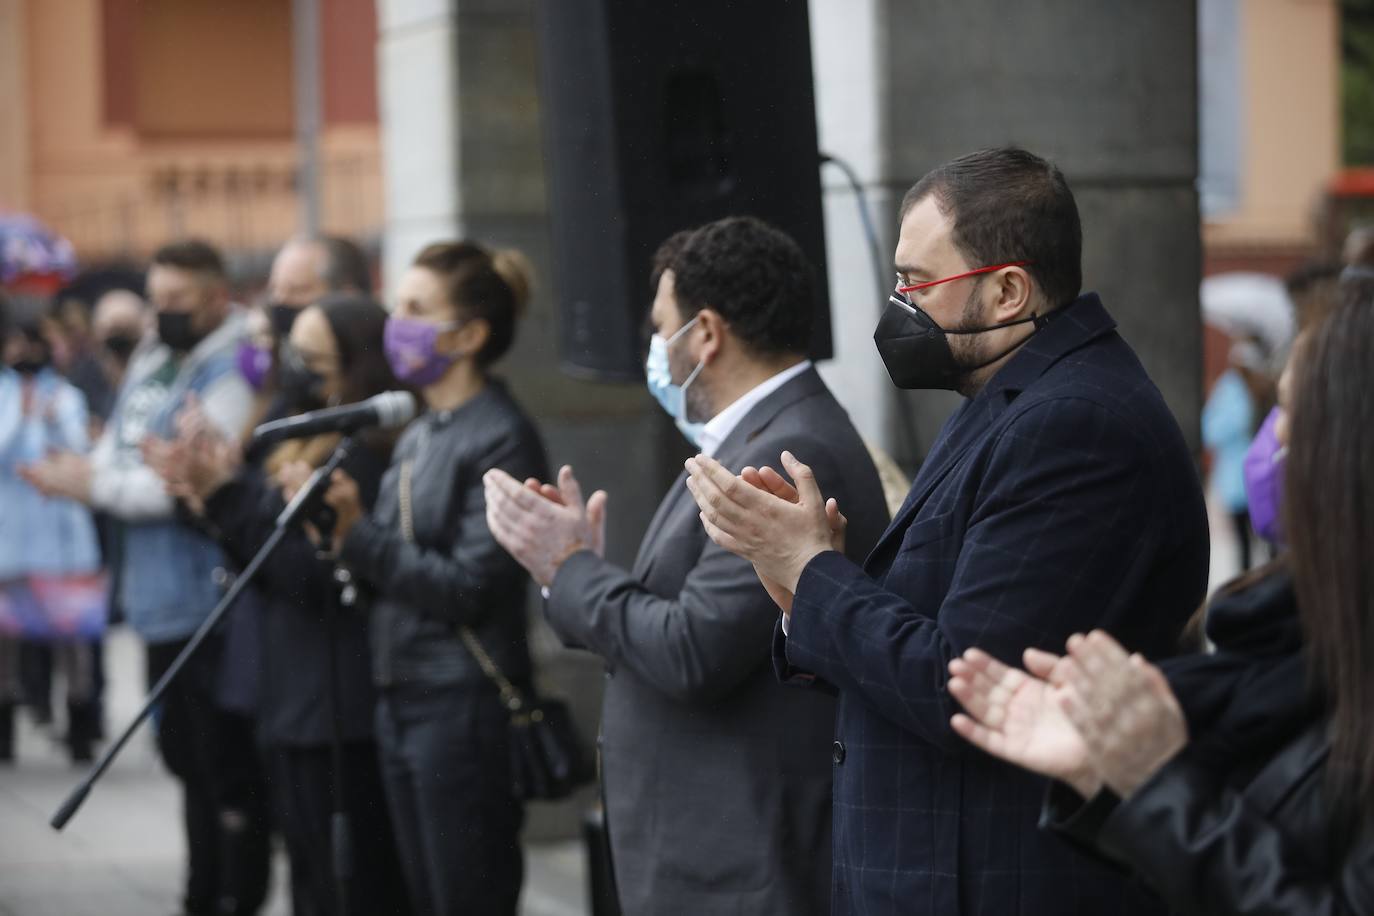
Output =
[
  {"x1": 633, "y1": 368, "x2": 829, "y2": 582},
  {"x1": 864, "y1": 293, "x2": 1121, "y2": 572},
  {"x1": 633, "y1": 470, "x2": 693, "y2": 579}
]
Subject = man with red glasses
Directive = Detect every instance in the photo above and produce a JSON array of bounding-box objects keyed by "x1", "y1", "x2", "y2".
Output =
[{"x1": 686, "y1": 147, "x2": 1208, "y2": 915}]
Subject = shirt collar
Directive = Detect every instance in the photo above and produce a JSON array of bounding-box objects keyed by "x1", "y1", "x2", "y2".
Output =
[{"x1": 697, "y1": 360, "x2": 813, "y2": 458}]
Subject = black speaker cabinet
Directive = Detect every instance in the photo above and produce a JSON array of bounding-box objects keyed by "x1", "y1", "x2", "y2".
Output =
[{"x1": 536, "y1": 0, "x2": 832, "y2": 381}]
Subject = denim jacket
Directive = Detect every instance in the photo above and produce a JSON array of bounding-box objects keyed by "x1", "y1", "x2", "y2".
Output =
[
  {"x1": 0, "y1": 368, "x2": 102, "y2": 579},
  {"x1": 90, "y1": 312, "x2": 253, "y2": 643}
]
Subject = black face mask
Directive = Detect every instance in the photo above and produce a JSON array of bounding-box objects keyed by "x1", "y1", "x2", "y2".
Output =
[
  {"x1": 873, "y1": 291, "x2": 1047, "y2": 391},
  {"x1": 277, "y1": 345, "x2": 327, "y2": 411},
  {"x1": 103, "y1": 334, "x2": 139, "y2": 361},
  {"x1": 269, "y1": 303, "x2": 303, "y2": 339},
  {"x1": 157, "y1": 312, "x2": 205, "y2": 354}
]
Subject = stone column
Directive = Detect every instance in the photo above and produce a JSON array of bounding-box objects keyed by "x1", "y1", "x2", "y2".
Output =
[{"x1": 878, "y1": 0, "x2": 1203, "y2": 456}]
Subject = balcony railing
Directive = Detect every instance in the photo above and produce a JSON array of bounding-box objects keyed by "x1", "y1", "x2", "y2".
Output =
[{"x1": 37, "y1": 147, "x2": 384, "y2": 262}]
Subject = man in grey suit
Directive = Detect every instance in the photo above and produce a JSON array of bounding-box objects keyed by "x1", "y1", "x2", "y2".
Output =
[{"x1": 485, "y1": 216, "x2": 889, "y2": 914}]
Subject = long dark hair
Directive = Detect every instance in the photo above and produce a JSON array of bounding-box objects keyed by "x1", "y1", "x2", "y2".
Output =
[
  {"x1": 264, "y1": 293, "x2": 405, "y2": 474},
  {"x1": 1285, "y1": 273, "x2": 1374, "y2": 830},
  {"x1": 315, "y1": 292, "x2": 400, "y2": 407}
]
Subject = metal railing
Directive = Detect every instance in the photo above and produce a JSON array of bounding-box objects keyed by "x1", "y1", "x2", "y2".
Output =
[{"x1": 38, "y1": 149, "x2": 384, "y2": 262}]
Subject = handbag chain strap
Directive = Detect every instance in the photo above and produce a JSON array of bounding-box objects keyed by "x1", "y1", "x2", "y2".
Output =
[{"x1": 398, "y1": 461, "x2": 533, "y2": 717}]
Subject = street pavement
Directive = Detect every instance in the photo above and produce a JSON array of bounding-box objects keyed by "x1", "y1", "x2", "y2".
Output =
[{"x1": 0, "y1": 629, "x2": 588, "y2": 916}]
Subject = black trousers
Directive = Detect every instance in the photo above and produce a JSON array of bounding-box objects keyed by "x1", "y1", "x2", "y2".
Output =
[
  {"x1": 375, "y1": 683, "x2": 524, "y2": 916},
  {"x1": 147, "y1": 638, "x2": 272, "y2": 916},
  {"x1": 265, "y1": 741, "x2": 410, "y2": 916}
]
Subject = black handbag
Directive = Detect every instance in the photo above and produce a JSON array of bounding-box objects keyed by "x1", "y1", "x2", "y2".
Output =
[{"x1": 400, "y1": 461, "x2": 593, "y2": 800}]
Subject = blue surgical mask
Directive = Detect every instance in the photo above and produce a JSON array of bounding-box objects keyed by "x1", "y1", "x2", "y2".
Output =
[{"x1": 645, "y1": 317, "x2": 706, "y2": 445}]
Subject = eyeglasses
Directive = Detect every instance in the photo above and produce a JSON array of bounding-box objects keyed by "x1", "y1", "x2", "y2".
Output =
[{"x1": 893, "y1": 260, "x2": 1032, "y2": 305}]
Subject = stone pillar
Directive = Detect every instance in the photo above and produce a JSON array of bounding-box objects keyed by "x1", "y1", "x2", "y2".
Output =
[
  {"x1": 809, "y1": 0, "x2": 898, "y2": 452},
  {"x1": 376, "y1": 0, "x2": 464, "y2": 289},
  {"x1": 877, "y1": 0, "x2": 1203, "y2": 457}
]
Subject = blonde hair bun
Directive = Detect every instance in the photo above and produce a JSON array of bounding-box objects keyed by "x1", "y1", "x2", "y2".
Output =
[{"x1": 490, "y1": 248, "x2": 535, "y2": 316}]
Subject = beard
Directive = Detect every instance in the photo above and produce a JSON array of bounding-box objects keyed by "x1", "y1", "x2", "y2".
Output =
[
  {"x1": 949, "y1": 281, "x2": 992, "y2": 393},
  {"x1": 668, "y1": 348, "x2": 711, "y2": 423}
]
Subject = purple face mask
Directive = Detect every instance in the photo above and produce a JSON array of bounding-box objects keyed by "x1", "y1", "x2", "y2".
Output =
[
  {"x1": 236, "y1": 341, "x2": 273, "y2": 391},
  {"x1": 384, "y1": 316, "x2": 462, "y2": 387},
  {"x1": 1243, "y1": 406, "x2": 1286, "y2": 545}
]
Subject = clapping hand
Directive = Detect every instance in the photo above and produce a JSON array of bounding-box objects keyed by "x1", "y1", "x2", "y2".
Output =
[
  {"x1": 946, "y1": 630, "x2": 1189, "y2": 800},
  {"x1": 484, "y1": 465, "x2": 608, "y2": 588},
  {"x1": 734, "y1": 463, "x2": 847, "y2": 615},
  {"x1": 1056, "y1": 631, "x2": 1189, "y2": 798},
  {"x1": 948, "y1": 648, "x2": 1101, "y2": 798},
  {"x1": 141, "y1": 394, "x2": 241, "y2": 514},
  {"x1": 19, "y1": 451, "x2": 93, "y2": 504},
  {"x1": 684, "y1": 451, "x2": 841, "y2": 608}
]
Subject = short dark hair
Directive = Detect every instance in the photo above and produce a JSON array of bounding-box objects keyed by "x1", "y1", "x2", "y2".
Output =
[
  {"x1": 665, "y1": 216, "x2": 814, "y2": 356},
  {"x1": 318, "y1": 236, "x2": 373, "y2": 293},
  {"x1": 901, "y1": 147, "x2": 1082, "y2": 308},
  {"x1": 650, "y1": 229, "x2": 696, "y2": 292},
  {"x1": 412, "y1": 241, "x2": 532, "y2": 367},
  {"x1": 150, "y1": 239, "x2": 227, "y2": 280}
]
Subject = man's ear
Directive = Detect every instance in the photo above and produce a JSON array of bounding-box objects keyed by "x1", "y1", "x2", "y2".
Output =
[
  {"x1": 694, "y1": 308, "x2": 727, "y2": 364},
  {"x1": 990, "y1": 267, "x2": 1035, "y2": 321}
]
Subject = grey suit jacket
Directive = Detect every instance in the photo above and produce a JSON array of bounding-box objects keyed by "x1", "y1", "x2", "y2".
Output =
[{"x1": 547, "y1": 368, "x2": 890, "y2": 916}]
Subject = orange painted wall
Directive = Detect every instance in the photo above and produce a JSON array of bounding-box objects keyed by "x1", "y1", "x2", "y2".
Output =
[{"x1": 13, "y1": 0, "x2": 382, "y2": 259}]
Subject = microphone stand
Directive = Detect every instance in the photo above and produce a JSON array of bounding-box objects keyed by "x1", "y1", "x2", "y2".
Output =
[
  {"x1": 313, "y1": 506, "x2": 354, "y2": 916},
  {"x1": 50, "y1": 437, "x2": 358, "y2": 841}
]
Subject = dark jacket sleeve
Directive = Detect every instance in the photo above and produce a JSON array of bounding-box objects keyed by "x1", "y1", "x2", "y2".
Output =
[
  {"x1": 547, "y1": 540, "x2": 775, "y2": 704},
  {"x1": 203, "y1": 469, "x2": 342, "y2": 605},
  {"x1": 1090, "y1": 758, "x2": 1374, "y2": 916},
  {"x1": 340, "y1": 429, "x2": 543, "y2": 628},
  {"x1": 547, "y1": 436, "x2": 850, "y2": 704},
  {"x1": 783, "y1": 397, "x2": 1157, "y2": 752},
  {"x1": 203, "y1": 447, "x2": 387, "y2": 608}
]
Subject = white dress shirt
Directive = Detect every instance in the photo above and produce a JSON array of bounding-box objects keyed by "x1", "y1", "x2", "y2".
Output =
[
  {"x1": 697, "y1": 360, "x2": 813, "y2": 459},
  {"x1": 696, "y1": 360, "x2": 813, "y2": 631}
]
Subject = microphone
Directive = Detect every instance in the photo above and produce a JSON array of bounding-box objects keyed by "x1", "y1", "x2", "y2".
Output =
[{"x1": 252, "y1": 391, "x2": 418, "y2": 446}]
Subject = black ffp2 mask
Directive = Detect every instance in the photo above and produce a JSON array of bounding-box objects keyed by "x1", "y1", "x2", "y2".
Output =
[
  {"x1": 277, "y1": 345, "x2": 327, "y2": 411},
  {"x1": 103, "y1": 334, "x2": 139, "y2": 361},
  {"x1": 873, "y1": 292, "x2": 1047, "y2": 391},
  {"x1": 157, "y1": 312, "x2": 205, "y2": 353}
]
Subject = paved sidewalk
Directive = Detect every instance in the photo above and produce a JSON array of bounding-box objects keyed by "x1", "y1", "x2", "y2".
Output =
[{"x1": 0, "y1": 629, "x2": 588, "y2": 916}]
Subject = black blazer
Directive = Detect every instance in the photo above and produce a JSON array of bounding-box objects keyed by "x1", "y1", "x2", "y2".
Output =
[
  {"x1": 546, "y1": 368, "x2": 890, "y2": 916},
  {"x1": 775, "y1": 294, "x2": 1210, "y2": 915}
]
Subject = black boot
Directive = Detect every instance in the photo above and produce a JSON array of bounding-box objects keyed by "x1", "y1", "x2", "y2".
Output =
[
  {"x1": 0, "y1": 703, "x2": 14, "y2": 763},
  {"x1": 66, "y1": 700, "x2": 97, "y2": 764},
  {"x1": 216, "y1": 809, "x2": 272, "y2": 915}
]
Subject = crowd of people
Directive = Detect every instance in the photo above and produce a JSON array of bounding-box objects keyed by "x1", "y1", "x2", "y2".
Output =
[{"x1": 1, "y1": 144, "x2": 1371, "y2": 916}]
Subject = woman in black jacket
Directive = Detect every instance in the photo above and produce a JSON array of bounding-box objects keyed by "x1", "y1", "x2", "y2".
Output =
[
  {"x1": 150, "y1": 293, "x2": 409, "y2": 915},
  {"x1": 319, "y1": 242, "x2": 547, "y2": 916},
  {"x1": 943, "y1": 279, "x2": 1374, "y2": 914}
]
